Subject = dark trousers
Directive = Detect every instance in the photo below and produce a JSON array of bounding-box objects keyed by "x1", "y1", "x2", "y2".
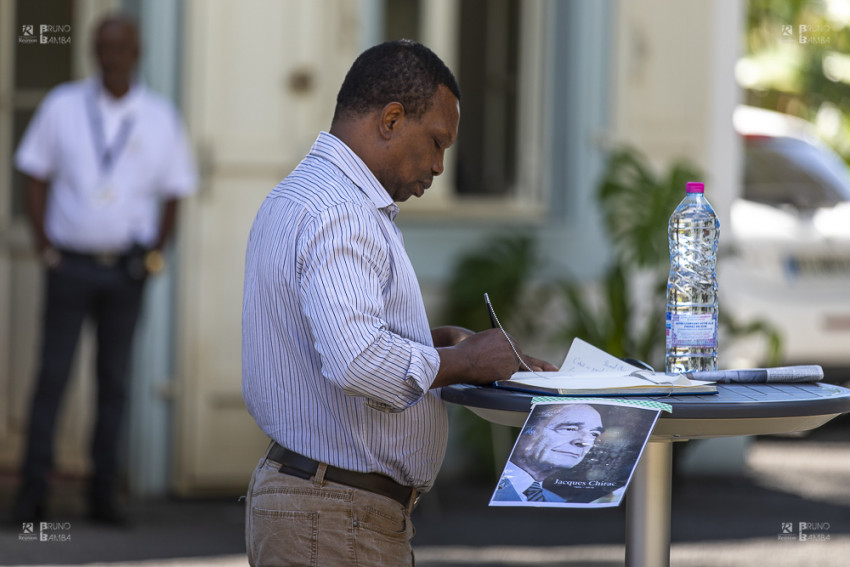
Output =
[{"x1": 18, "y1": 254, "x2": 146, "y2": 510}]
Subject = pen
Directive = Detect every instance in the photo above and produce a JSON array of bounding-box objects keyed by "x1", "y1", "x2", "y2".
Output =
[
  {"x1": 484, "y1": 293, "x2": 498, "y2": 328},
  {"x1": 485, "y1": 292, "x2": 532, "y2": 373}
]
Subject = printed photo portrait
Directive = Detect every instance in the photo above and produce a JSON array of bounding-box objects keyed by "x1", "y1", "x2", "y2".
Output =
[{"x1": 490, "y1": 401, "x2": 660, "y2": 508}]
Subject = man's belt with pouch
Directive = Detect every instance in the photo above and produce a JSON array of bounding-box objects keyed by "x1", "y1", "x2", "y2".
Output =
[
  {"x1": 267, "y1": 442, "x2": 420, "y2": 510},
  {"x1": 59, "y1": 249, "x2": 125, "y2": 268},
  {"x1": 58, "y1": 244, "x2": 164, "y2": 280}
]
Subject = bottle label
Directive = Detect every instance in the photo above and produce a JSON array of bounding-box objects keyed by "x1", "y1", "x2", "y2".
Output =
[{"x1": 666, "y1": 312, "x2": 717, "y2": 348}]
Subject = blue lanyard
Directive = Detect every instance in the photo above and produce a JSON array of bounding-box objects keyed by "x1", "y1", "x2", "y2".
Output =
[{"x1": 86, "y1": 85, "x2": 135, "y2": 174}]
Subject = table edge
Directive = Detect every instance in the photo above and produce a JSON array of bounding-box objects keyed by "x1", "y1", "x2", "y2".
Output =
[{"x1": 441, "y1": 383, "x2": 850, "y2": 420}]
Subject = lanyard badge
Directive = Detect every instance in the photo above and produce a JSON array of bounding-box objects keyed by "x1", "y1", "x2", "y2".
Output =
[{"x1": 86, "y1": 86, "x2": 135, "y2": 203}]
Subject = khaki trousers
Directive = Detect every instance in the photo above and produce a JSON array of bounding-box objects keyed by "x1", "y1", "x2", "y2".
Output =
[{"x1": 245, "y1": 449, "x2": 415, "y2": 566}]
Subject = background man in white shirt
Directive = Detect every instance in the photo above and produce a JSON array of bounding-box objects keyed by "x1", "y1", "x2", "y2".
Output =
[{"x1": 13, "y1": 15, "x2": 197, "y2": 525}]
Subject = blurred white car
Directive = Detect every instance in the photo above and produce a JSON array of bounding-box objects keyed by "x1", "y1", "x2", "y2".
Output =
[{"x1": 719, "y1": 106, "x2": 850, "y2": 375}]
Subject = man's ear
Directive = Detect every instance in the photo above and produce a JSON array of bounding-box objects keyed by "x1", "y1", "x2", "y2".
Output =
[{"x1": 378, "y1": 102, "x2": 406, "y2": 140}]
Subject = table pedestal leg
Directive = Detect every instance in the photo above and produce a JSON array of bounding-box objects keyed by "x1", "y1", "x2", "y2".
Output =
[{"x1": 625, "y1": 440, "x2": 673, "y2": 567}]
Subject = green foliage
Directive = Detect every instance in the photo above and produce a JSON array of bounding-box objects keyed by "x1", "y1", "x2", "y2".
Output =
[
  {"x1": 598, "y1": 148, "x2": 703, "y2": 268},
  {"x1": 744, "y1": 0, "x2": 850, "y2": 160},
  {"x1": 442, "y1": 233, "x2": 544, "y2": 337},
  {"x1": 747, "y1": 0, "x2": 809, "y2": 52},
  {"x1": 557, "y1": 146, "x2": 783, "y2": 369},
  {"x1": 556, "y1": 147, "x2": 702, "y2": 368},
  {"x1": 555, "y1": 264, "x2": 663, "y2": 364},
  {"x1": 441, "y1": 233, "x2": 542, "y2": 481}
]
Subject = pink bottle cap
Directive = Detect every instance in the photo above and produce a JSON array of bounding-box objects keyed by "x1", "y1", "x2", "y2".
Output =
[{"x1": 686, "y1": 182, "x2": 704, "y2": 193}]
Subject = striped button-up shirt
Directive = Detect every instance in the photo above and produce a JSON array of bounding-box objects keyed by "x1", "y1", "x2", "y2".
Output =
[{"x1": 242, "y1": 132, "x2": 446, "y2": 489}]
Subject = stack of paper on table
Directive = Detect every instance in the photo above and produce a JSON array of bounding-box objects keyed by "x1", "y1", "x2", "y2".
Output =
[{"x1": 495, "y1": 338, "x2": 717, "y2": 396}]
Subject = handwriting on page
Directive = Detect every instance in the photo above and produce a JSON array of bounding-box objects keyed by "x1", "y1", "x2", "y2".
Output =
[{"x1": 560, "y1": 338, "x2": 639, "y2": 374}]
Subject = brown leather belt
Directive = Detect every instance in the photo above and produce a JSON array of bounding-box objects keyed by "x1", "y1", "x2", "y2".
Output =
[{"x1": 267, "y1": 443, "x2": 420, "y2": 510}]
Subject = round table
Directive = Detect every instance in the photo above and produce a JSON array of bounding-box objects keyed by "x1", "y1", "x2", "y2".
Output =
[{"x1": 441, "y1": 382, "x2": 850, "y2": 567}]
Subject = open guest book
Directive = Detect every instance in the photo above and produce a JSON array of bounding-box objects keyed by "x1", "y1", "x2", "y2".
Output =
[{"x1": 495, "y1": 338, "x2": 717, "y2": 396}]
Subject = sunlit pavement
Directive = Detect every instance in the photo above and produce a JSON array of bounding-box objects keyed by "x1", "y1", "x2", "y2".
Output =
[
  {"x1": 3, "y1": 422, "x2": 850, "y2": 567},
  {"x1": 11, "y1": 538, "x2": 850, "y2": 567}
]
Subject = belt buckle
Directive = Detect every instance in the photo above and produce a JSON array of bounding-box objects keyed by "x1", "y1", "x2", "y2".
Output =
[{"x1": 93, "y1": 252, "x2": 120, "y2": 267}]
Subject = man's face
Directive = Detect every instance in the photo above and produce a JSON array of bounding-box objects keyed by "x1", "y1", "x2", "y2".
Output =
[
  {"x1": 94, "y1": 20, "x2": 139, "y2": 88},
  {"x1": 517, "y1": 405, "x2": 604, "y2": 477},
  {"x1": 376, "y1": 85, "x2": 460, "y2": 202}
]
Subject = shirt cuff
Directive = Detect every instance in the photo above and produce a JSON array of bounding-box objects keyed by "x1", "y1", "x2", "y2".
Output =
[{"x1": 404, "y1": 343, "x2": 441, "y2": 398}]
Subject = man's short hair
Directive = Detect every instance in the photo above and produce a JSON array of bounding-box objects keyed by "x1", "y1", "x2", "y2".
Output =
[{"x1": 333, "y1": 39, "x2": 461, "y2": 123}]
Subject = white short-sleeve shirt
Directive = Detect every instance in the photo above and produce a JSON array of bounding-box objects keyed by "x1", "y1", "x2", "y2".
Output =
[{"x1": 15, "y1": 77, "x2": 198, "y2": 252}]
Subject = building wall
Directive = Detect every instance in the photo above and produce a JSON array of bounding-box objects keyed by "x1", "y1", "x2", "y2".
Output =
[
  {"x1": 165, "y1": 0, "x2": 742, "y2": 494},
  {"x1": 0, "y1": 0, "x2": 743, "y2": 495},
  {"x1": 611, "y1": 0, "x2": 744, "y2": 229}
]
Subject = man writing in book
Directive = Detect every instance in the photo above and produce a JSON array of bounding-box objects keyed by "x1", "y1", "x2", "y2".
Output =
[
  {"x1": 241, "y1": 40, "x2": 556, "y2": 566},
  {"x1": 493, "y1": 404, "x2": 603, "y2": 503}
]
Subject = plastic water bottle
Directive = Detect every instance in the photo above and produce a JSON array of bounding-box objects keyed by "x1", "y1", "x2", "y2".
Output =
[{"x1": 665, "y1": 181, "x2": 719, "y2": 373}]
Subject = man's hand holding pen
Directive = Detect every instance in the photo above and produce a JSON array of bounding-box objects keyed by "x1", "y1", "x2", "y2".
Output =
[
  {"x1": 429, "y1": 293, "x2": 557, "y2": 389},
  {"x1": 430, "y1": 328, "x2": 557, "y2": 389}
]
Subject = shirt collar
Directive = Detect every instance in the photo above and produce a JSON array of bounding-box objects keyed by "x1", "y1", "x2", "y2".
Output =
[
  {"x1": 91, "y1": 76, "x2": 142, "y2": 113},
  {"x1": 309, "y1": 131, "x2": 399, "y2": 220}
]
